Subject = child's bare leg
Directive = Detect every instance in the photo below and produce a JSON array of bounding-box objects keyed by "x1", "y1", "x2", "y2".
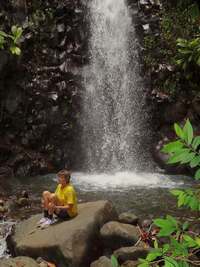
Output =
[
  {"x1": 42, "y1": 191, "x2": 54, "y2": 218},
  {"x1": 42, "y1": 191, "x2": 52, "y2": 210},
  {"x1": 48, "y1": 193, "x2": 59, "y2": 217}
]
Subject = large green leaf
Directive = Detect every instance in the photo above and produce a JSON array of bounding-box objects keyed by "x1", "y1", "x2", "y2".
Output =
[
  {"x1": 166, "y1": 215, "x2": 178, "y2": 227},
  {"x1": 183, "y1": 235, "x2": 197, "y2": 248},
  {"x1": 183, "y1": 119, "x2": 193, "y2": 145},
  {"x1": 164, "y1": 257, "x2": 179, "y2": 267},
  {"x1": 178, "y1": 261, "x2": 189, "y2": 267},
  {"x1": 195, "y1": 237, "x2": 200, "y2": 247},
  {"x1": 163, "y1": 244, "x2": 170, "y2": 254},
  {"x1": 178, "y1": 193, "x2": 187, "y2": 207},
  {"x1": 189, "y1": 155, "x2": 200, "y2": 168},
  {"x1": 167, "y1": 149, "x2": 191, "y2": 164},
  {"x1": 192, "y1": 136, "x2": 200, "y2": 150},
  {"x1": 146, "y1": 250, "x2": 162, "y2": 261},
  {"x1": 162, "y1": 140, "x2": 184, "y2": 154},
  {"x1": 180, "y1": 152, "x2": 195, "y2": 164},
  {"x1": 138, "y1": 259, "x2": 149, "y2": 267},
  {"x1": 188, "y1": 197, "x2": 199, "y2": 210},
  {"x1": 170, "y1": 238, "x2": 188, "y2": 257},
  {"x1": 174, "y1": 123, "x2": 184, "y2": 139},
  {"x1": 170, "y1": 189, "x2": 184, "y2": 197},
  {"x1": 154, "y1": 216, "x2": 178, "y2": 237},
  {"x1": 111, "y1": 255, "x2": 119, "y2": 267}
]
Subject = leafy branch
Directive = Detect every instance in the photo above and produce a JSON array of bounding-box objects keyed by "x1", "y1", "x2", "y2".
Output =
[
  {"x1": 0, "y1": 26, "x2": 23, "y2": 55},
  {"x1": 138, "y1": 119, "x2": 200, "y2": 267}
]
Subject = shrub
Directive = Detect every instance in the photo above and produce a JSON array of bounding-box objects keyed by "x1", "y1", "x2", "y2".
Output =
[{"x1": 0, "y1": 25, "x2": 23, "y2": 55}]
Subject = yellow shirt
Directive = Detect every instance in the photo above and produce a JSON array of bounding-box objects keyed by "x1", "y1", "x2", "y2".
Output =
[{"x1": 55, "y1": 183, "x2": 78, "y2": 217}]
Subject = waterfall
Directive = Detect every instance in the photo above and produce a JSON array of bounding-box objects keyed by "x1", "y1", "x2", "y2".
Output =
[{"x1": 81, "y1": 0, "x2": 153, "y2": 172}]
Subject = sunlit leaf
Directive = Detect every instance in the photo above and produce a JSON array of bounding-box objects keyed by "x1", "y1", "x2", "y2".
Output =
[
  {"x1": 183, "y1": 119, "x2": 193, "y2": 145},
  {"x1": 192, "y1": 136, "x2": 200, "y2": 150},
  {"x1": 180, "y1": 152, "x2": 195, "y2": 164},
  {"x1": 162, "y1": 140, "x2": 184, "y2": 154},
  {"x1": 167, "y1": 149, "x2": 191, "y2": 164},
  {"x1": 174, "y1": 123, "x2": 184, "y2": 139},
  {"x1": 190, "y1": 156, "x2": 200, "y2": 168},
  {"x1": 111, "y1": 255, "x2": 119, "y2": 267}
]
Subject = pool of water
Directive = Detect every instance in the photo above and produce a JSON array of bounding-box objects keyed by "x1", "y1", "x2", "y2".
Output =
[{"x1": 10, "y1": 171, "x2": 195, "y2": 218}]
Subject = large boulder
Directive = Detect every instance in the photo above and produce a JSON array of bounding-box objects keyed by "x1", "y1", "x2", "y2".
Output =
[
  {"x1": 0, "y1": 256, "x2": 40, "y2": 267},
  {"x1": 8, "y1": 201, "x2": 118, "y2": 267},
  {"x1": 100, "y1": 221, "x2": 140, "y2": 250}
]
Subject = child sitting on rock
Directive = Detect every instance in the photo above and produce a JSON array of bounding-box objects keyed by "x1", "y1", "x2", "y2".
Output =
[{"x1": 38, "y1": 169, "x2": 78, "y2": 227}]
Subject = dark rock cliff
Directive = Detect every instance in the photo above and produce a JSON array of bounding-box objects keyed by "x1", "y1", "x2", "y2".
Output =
[{"x1": 0, "y1": 0, "x2": 88, "y2": 178}]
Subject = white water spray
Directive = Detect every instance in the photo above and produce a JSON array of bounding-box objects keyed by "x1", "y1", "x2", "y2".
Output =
[{"x1": 81, "y1": 0, "x2": 153, "y2": 172}]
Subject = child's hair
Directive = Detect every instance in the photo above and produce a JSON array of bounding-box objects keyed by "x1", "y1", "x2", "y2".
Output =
[{"x1": 57, "y1": 169, "x2": 71, "y2": 181}]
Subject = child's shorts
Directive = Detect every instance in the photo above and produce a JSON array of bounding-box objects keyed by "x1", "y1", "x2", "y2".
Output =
[{"x1": 55, "y1": 209, "x2": 71, "y2": 220}]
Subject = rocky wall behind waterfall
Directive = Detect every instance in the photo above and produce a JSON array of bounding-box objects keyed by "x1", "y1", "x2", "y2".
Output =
[{"x1": 0, "y1": 0, "x2": 88, "y2": 179}]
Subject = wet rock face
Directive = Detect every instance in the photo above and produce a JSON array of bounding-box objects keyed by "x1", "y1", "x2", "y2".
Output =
[{"x1": 0, "y1": 0, "x2": 88, "y2": 176}]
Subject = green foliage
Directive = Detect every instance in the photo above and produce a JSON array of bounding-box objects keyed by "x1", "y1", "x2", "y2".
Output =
[
  {"x1": 143, "y1": 0, "x2": 200, "y2": 98},
  {"x1": 139, "y1": 119, "x2": 200, "y2": 266},
  {"x1": 0, "y1": 26, "x2": 22, "y2": 55},
  {"x1": 162, "y1": 119, "x2": 200, "y2": 177},
  {"x1": 154, "y1": 215, "x2": 179, "y2": 237},
  {"x1": 171, "y1": 189, "x2": 200, "y2": 211},
  {"x1": 138, "y1": 216, "x2": 200, "y2": 267},
  {"x1": 176, "y1": 37, "x2": 200, "y2": 70},
  {"x1": 111, "y1": 255, "x2": 119, "y2": 267}
]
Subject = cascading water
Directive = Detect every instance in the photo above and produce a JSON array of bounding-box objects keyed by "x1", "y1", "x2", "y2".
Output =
[
  {"x1": 76, "y1": 0, "x2": 188, "y2": 189},
  {"x1": 81, "y1": 0, "x2": 153, "y2": 172}
]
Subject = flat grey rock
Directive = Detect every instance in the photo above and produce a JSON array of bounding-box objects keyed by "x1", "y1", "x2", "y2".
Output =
[{"x1": 8, "y1": 201, "x2": 118, "y2": 267}]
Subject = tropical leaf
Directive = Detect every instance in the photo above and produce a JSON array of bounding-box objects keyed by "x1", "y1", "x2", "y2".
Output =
[
  {"x1": 174, "y1": 123, "x2": 184, "y2": 139},
  {"x1": 146, "y1": 250, "x2": 163, "y2": 261},
  {"x1": 189, "y1": 156, "x2": 200, "y2": 168},
  {"x1": 111, "y1": 255, "x2": 119, "y2": 267},
  {"x1": 162, "y1": 140, "x2": 184, "y2": 153},
  {"x1": 164, "y1": 256, "x2": 179, "y2": 267},
  {"x1": 192, "y1": 136, "x2": 200, "y2": 150},
  {"x1": 154, "y1": 216, "x2": 178, "y2": 237},
  {"x1": 183, "y1": 119, "x2": 193, "y2": 145},
  {"x1": 180, "y1": 152, "x2": 195, "y2": 164},
  {"x1": 170, "y1": 189, "x2": 184, "y2": 197},
  {"x1": 167, "y1": 149, "x2": 191, "y2": 164}
]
